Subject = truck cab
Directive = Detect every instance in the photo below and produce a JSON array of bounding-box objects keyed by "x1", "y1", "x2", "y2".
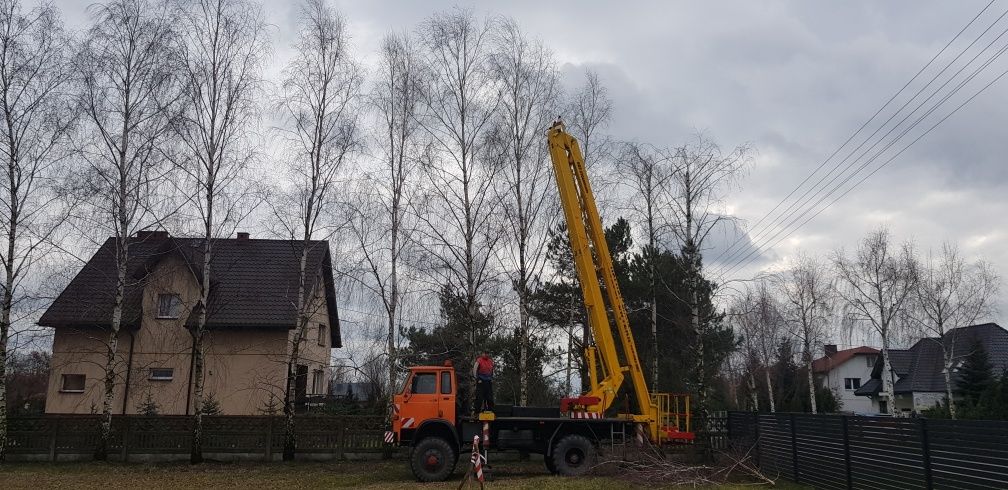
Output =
[{"x1": 392, "y1": 365, "x2": 461, "y2": 481}]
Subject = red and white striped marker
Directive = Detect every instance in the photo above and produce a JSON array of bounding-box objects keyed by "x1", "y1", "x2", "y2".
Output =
[
  {"x1": 384, "y1": 431, "x2": 395, "y2": 444},
  {"x1": 470, "y1": 435, "x2": 485, "y2": 482},
  {"x1": 569, "y1": 411, "x2": 602, "y2": 419},
  {"x1": 635, "y1": 423, "x2": 646, "y2": 446},
  {"x1": 401, "y1": 417, "x2": 415, "y2": 429}
]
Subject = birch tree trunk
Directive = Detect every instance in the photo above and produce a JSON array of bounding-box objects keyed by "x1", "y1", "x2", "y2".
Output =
[
  {"x1": 764, "y1": 368, "x2": 776, "y2": 413},
  {"x1": 806, "y1": 356, "x2": 817, "y2": 414}
]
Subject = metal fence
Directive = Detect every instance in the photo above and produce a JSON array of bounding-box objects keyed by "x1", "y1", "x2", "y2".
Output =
[
  {"x1": 4, "y1": 414, "x2": 387, "y2": 461},
  {"x1": 727, "y1": 411, "x2": 1008, "y2": 489}
]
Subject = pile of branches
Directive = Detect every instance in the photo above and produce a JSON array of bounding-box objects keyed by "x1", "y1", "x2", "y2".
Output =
[{"x1": 599, "y1": 438, "x2": 777, "y2": 487}]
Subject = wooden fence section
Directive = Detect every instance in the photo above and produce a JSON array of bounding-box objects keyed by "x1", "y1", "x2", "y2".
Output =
[
  {"x1": 5, "y1": 415, "x2": 386, "y2": 461},
  {"x1": 728, "y1": 411, "x2": 1008, "y2": 489}
]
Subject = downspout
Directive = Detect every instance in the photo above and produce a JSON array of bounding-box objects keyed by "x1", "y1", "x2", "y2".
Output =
[
  {"x1": 185, "y1": 334, "x2": 196, "y2": 415},
  {"x1": 120, "y1": 330, "x2": 136, "y2": 414}
]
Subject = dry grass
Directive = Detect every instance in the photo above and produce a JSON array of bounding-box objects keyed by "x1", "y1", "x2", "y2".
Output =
[{"x1": 0, "y1": 458, "x2": 808, "y2": 490}]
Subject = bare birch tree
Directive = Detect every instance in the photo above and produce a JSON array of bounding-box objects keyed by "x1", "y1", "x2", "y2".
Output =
[
  {"x1": 414, "y1": 9, "x2": 502, "y2": 410},
  {"x1": 910, "y1": 243, "x2": 999, "y2": 419},
  {"x1": 667, "y1": 132, "x2": 750, "y2": 416},
  {"x1": 487, "y1": 18, "x2": 558, "y2": 405},
  {"x1": 616, "y1": 142, "x2": 674, "y2": 387},
  {"x1": 833, "y1": 227, "x2": 917, "y2": 415},
  {"x1": 733, "y1": 280, "x2": 782, "y2": 412},
  {"x1": 0, "y1": 0, "x2": 73, "y2": 460},
  {"x1": 271, "y1": 0, "x2": 360, "y2": 460},
  {"x1": 777, "y1": 253, "x2": 834, "y2": 414},
  {"x1": 75, "y1": 0, "x2": 180, "y2": 460},
  {"x1": 175, "y1": 0, "x2": 266, "y2": 463},
  {"x1": 350, "y1": 30, "x2": 424, "y2": 412}
]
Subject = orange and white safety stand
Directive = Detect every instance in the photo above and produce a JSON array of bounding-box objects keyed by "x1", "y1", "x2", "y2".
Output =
[{"x1": 457, "y1": 435, "x2": 485, "y2": 490}]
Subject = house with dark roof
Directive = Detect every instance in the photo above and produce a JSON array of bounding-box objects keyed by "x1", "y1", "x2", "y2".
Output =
[
  {"x1": 812, "y1": 345, "x2": 879, "y2": 413},
  {"x1": 854, "y1": 323, "x2": 1008, "y2": 415},
  {"x1": 40, "y1": 231, "x2": 341, "y2": 416}
]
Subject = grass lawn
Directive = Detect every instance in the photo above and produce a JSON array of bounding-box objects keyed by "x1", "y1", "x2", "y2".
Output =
[{"x1": 0, "y1": 458, "x2": 808, "y2": 489}]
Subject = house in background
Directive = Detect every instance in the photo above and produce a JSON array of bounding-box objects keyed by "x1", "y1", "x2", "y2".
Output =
[
  {"x1": 855, "y1": 323, "x2": 1008, "y2": 415},
  {"x1": 812, "y1": 345, "x2": 879, "y2": 413},
  {"x1": 39, "y1": 231, "x2": 340, "y2": 416}
]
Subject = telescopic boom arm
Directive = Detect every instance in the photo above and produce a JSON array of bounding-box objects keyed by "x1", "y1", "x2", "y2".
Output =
[{"x1": 546, "y1": 121, "x2": 658, "y2": 432}]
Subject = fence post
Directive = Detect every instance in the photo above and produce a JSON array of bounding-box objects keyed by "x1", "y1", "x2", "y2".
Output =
[
  {"x1": 920, "y1": 418, "x2": 933, "y2": 489},
  {"x1": 338, "y1": 420, "x2": 346, "y2": 460},
  {"x1": 752, "y1": 412, "x2": 760, "y2": 470},
  {"x1": 790, "y1": 413, "x2": 799, "y2": 483},
  {"x1": 842, "y1": 415, "x2": 852, "y2": 490},
  {"x1": 121, "y1": 417, "x2": 130, "y2": 462},
  {"x1": 265, "y1": 417, "x2": 274, "y2": 462},
  {"x1": 48, "y1": 417, "x2": 60, "y2": 462}
]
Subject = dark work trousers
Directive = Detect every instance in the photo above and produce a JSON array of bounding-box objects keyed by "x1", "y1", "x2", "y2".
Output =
[{"x1": 474, "y1": 377, "x2": 495, "y2": 413}]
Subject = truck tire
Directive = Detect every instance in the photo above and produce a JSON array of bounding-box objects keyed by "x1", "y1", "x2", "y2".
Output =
[
  {"x1": 544, "y1": 452, "x2": 558, "y2": 474},
  {"x1": 410, "y1": 437, "x2": 457, "y2": 482},
  {"x1": 550, "y1": 434, "x2": 596, "y2": 477}
]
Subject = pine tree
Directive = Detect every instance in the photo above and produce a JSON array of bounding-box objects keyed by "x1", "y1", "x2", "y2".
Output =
[
  {"x1": 136, "y1": 391, "x2": 160, "y2": 416},
  {"x1": 957, "y1": 340, "x2": 994, "y2": 406}
]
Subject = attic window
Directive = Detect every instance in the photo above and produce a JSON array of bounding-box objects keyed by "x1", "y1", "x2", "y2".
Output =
[
  {"x1": 157, "y1": 293, "x2": 182, "y2": 319},
  {"x1": 318, "y1": 324, "x2": 327, "y2": 347}
]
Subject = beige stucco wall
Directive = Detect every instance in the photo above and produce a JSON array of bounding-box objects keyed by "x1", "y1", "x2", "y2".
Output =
[{"x1": 46, "y1": 254, "x2": 334, "y2": 415}]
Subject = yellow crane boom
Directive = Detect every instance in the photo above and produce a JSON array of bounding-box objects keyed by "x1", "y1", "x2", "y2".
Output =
[{"x1": 546, "y1": 121, "x2": 661, "y2": 438}]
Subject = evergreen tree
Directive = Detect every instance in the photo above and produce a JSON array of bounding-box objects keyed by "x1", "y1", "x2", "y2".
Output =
[{"x1": 957, "y1": 339, "x2": 994, "y2": 405}]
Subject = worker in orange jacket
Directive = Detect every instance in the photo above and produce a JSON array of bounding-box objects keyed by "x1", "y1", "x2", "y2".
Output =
[{"x1": 473, "y1": 351, "x2": 495, "y2": 415}]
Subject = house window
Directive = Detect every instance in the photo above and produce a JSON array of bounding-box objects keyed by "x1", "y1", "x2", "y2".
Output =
[
  {"x1": 157, "y1": 293, "x2": 182, "y2": 318},
  {"x1": 149, "y1": 368, "x2": 174, "y2": 381},
  {"x1": 844, "y1": 378, "x2": 861, "y2": 390},
  {"x1": 865, "y1": 355, "x2": 877, "y2": 368},
  {"x1": 312, "y1": 370, "x2": 325, "y2": 395},
  {"x1": 60, "y1": 374, "x2": 85, "y2": 393},
  {"x1": 317, "y1": 324, "x2": 327, "y2": 347}
]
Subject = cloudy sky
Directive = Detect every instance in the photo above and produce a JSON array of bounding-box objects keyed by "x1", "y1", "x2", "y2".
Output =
[{"x1": 52, "y1": 1, "x2": 1008, "y2": 345}]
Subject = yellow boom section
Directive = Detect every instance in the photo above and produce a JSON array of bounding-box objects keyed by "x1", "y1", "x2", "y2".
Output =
[{"x1": 546, "y1": 122, "x2": 659, "y2": 438}]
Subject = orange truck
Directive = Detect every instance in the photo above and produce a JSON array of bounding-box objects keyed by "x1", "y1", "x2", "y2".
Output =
[{"x1": 386, "y1": 123, "x2": 693, "y2": 481}]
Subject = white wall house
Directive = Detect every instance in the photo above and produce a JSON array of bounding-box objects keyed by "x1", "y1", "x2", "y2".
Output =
[
  {"x1": 812, "y1": 345, "x2": 879, "y2": 414},
  {"x1": 854, "y1": 323, "x2": 1008, "y2": 415}
]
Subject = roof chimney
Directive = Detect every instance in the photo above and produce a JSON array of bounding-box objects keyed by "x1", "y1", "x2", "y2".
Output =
[
  {"x1": 135, "y1": 230, "x2": 170, "y2": 240},
  {"x1": 824, "y1": 344, "x2": 838, "y2": 357},
  {"x1": 236, "y1": 232, "x2": 250, "y2": 241}
]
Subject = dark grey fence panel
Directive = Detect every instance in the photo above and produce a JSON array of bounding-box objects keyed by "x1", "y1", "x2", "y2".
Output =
[
  {"x1": 757, "y1": 414, "x2": 797, "y2": 481},
  {"x1": 728, "y1": 412, "x2": 1008, "y2": 490},
  {"x1": 928, "y1": 419, "x2": 1008, "y2": 489},
  {"x1": 2, "y1": 414, "x2": 386, "y2": 461},
  {"x1": 793, "y1": 415, "x2": 846, "y2": 490}
]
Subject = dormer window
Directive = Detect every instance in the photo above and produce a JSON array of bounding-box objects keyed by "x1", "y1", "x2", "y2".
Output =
[{"x1": 157, "y1": 293, "x2": 182, "y2": 319}]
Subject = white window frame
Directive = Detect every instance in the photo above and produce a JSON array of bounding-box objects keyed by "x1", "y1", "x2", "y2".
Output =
[
  {"x1": 844, "y1": 377, "x2": 861, "y2": 391},
  {"x1": 149, "y1": 368, "x2": 174, "y2": 381},
  {"x1": 317, "y1": 324, "x2": 327, "y2": 347},
  {"x1": 157, "y1": 293, "x2": 182, "y2": 319},
  {"x1": 60, "y1": 373, "x2": 85, "y2": 393},
  {"x1": 312, "y1": 369, "x2": 325, "y2": 395}
]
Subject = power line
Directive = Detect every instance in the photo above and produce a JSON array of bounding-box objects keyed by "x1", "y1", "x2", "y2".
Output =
[
  {"x1": 716, "y1": 58, "x2": 1008, "y2": 282},
  {"x1": 716, "y1": 27, "x2": 1008, "y2": 280},
  {"x1": 711, "y1": 0, "x2": 998, "y2": 268},
  {"x1": 710, "y1": 1, "x2": 1001, "y2": 272},
  {"x1": 711, "y1": 4, "x2": 1008, "y2": 280}
]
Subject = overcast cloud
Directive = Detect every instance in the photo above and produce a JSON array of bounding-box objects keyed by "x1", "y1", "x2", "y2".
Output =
[{"x1": 50, "y1": 1, "x2": 1008, "y2": 343}]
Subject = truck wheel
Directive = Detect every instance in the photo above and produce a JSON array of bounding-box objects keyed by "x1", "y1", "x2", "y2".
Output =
[
  {"x1": 550, "y1": 434, "x2": 596, "y2": 477},
  {"x1": 410, "y1": 437, "x2": 457, "y2": 482},
  {"x1": 544, "y1": 452, "x2": 558, "y2": 474}
]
